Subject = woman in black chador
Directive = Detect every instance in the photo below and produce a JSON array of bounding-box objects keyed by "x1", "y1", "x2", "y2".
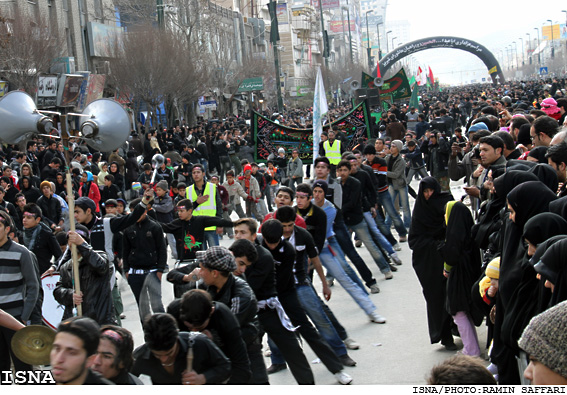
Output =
[{"x1": 409, "y1": 177, "x2": 455, "y2": 349}]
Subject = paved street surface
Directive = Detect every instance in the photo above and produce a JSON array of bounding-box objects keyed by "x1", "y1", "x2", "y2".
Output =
[{"x1": 119, "y1": 179, "x2": 488, "y2": 385}]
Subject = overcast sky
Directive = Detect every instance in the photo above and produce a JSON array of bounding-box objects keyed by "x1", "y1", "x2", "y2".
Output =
[{"x1": 386, "y1": 0, "x2": 567, "y2": 85}]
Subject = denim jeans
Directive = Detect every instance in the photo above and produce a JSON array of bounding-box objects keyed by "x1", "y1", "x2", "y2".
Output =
[
  {"x1": 319, "y1": 244, "x2": 377, "y2": 315},
  {"x1": 128, "y1": 272, "x2": 164, "y2": 323},
  {"x1": 204, "y1": 230, "x2": 219, "y2": 249},
  {"x1": 332, "y1": 217, "x2": 377, "y2": 288},
  {"x1": 386, "y1": 186, "x2": 412, "y2": 230},
  {"x1": 269, "y1": 283, "x2": 347, "y2": 364},
  {"x1": 363, "y1": 211, "x2": 395, "y2": 256},
  {"x1": 166, "y1": 233, "x2": 178, "y2": 260},
  {"x1": 378, "y1": 189, "x2": 407, "y2": 237},
  {"x1": 406, "y1": 167, "x2": 429, "y2": 184},
  {"x1": 327, "y1": 237, "x2": 367, "y2": 294},
  {"x1": 349, "y1": 220, "x2": 391, "y2": 273}
]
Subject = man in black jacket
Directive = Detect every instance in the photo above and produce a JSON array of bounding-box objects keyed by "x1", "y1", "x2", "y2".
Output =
[
  {"x1": 36, "y1": 180, "x2": 62, "y2": 230},
  {"x1": 123, "y1": 198, "x2": 168, "y2": 323}
]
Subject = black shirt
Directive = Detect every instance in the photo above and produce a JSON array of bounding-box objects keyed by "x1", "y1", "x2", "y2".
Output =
[
  {"x1": 285, "y1": 226, "x2": 318, "y2": 286},
  {"x1": 340, "y1": 176, "x2": 364, "y2": 226},
  {"x1": 262, "y1": 239, "x2": 296, "y2": 296},
  {"x1": 295, "y1": 203, "x2": 327, "y2": 253},
  {"x1": 247, "y1": 243, "x2": 278, "y2": 301}
]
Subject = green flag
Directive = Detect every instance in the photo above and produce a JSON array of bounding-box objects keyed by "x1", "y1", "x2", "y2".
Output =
[
  {"x1": 409, "y1": 84, "x2": 419, "y2": 109},
  {"x1": 409, "y1": 75, "x2": 416, "y2": 87},
  {"x1": 361, "y1": 71, "x2": 375, "y2": 88},
  {"x1": 379, "y1": 68, "x2": 412, "y2": 101}
]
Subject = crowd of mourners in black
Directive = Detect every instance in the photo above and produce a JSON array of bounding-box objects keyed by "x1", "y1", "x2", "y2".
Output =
[{"x1": 0, "y1": 76, "x2": 567, "y2": 386}]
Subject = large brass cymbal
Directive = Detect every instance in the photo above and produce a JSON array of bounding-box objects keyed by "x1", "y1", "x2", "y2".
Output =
[{"x1": 11, "y1": 325, "x2": 56, "y2": 365}]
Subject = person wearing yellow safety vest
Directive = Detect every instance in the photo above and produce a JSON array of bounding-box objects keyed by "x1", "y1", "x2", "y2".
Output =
[
  {"x1": 186, "y1": 164, "x2": 223, "y2": 248},
  {"x1": 322, "y1": 130, "x2": 344, "y2": 177}
]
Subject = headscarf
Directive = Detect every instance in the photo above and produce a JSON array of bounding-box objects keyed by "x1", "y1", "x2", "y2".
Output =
[
  {"x1": 527, "y1": 146, "x2": 549, "y2": 164},
  {"x1": 550, "y1": 196, "x2": 567, "y2": 219},
  {"x1": 537, "y1": 238, "x2": 567, "y2": 307},
  {"x1": 492, "y1": 170, "x2": 539, "y2": 201},
  {"x1": 523, "y1": 213, "x2": 567, "y2": 247},
  {"x1": 409, "y1": 177, "x2": 453, "y2": 250},
  {"x1": 528, "y1": 164, "x2": 559, "y2": 194},
  {"x1": 516, "y1": 124, "x2": 532, "y2": 146},
  {"x1": 507, "y1": 181, "x2": 557, "y2": 230}
]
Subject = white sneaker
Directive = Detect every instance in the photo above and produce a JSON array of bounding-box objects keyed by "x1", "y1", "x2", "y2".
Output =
[
  {"x1": 369, "y1": 311, "x2": 386, "y2": 323},
  {"x1": 369, "y1": 284, "x2": 380, "y2": 294},
  {"x1": 393, "y1": 243, "x2": 402, "y2": 251},
  {"x1": 343, "y1": 338, "x2": 360, "y2": 350},
  {"x1": 384, "y1": 271, "x2": 394, "y2": 280},
  {"x1": 335, "y1": 371, "x2": 353, "y2": 385}
]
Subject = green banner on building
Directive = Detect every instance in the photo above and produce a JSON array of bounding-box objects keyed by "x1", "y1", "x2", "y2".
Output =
[{"x1": 238, "y1": 77, "x2": 264, "y2": 92}]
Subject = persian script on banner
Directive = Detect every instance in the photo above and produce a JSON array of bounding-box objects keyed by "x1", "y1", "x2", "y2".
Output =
[{"x1": 252, "y1": 101, "x2": 371, "y2": 164}]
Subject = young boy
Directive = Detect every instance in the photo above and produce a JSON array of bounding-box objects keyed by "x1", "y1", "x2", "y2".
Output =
[{"x1": 153, "y1": 180, "x2": 176, "y2": 260}]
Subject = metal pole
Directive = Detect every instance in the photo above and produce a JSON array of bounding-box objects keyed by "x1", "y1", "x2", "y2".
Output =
[
  {"x1": 273, "y1": 44, "x2": 284, "y2": 113},
  {"x1": 526, "y1": 33, "x2": 532, "y2": 65},
  {"x1": 534, "y1": 27, "x2": 541, "y2": 65},
  {"x1": 512, "y1": 41, "x2": 518, "y2": 69},
  {"x1": 376, "y1": 22, "x2": 382, "y2": 60},
  {"x1": 341, "y1": 8, "x2": 346, "y2": 60},
  {"x1": 391, "y1": 36, "x2": 397, "y2": 51},
  {"x1": 547, "y1": 20, "x2": 555, "y2": 58},
  {"x1": 386, "y1": 30, "x2": 392, "y2": 53},
  {"x1": 346, "y1": 7, "x2": 353, "y2": 63},
  {"x1": 157, "y1": 0, "x2": 164, "y2": 29},
  {"x1": 519, "y1": 37, "x2": 524, "y2": 66},
  {"x1": 365, "y1": 10, "x2": 372, "y2": 72},
  {"x1": 319, "y1": 0, "x2": 329, "y2": 69}
]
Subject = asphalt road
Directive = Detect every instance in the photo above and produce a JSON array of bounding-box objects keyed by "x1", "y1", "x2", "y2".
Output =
[{"x1": 118, "y1": 178, "x2": 489, "y2": 385}]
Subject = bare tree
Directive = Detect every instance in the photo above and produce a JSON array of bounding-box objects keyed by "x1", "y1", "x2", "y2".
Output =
[{"x1": 0, "y1": 9, "x2": 65, "y2": 94}]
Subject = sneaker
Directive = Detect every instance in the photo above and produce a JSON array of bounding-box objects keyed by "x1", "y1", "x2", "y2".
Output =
[
  {"x1": 355, "y1": 240, "x2": 362, "y2": 247},
  {"x1": 326, "y1": 278, "x2": 334, "y2": 287},
  {"x1": 384, "y1": 271, "x2": 394, "y2": 280},
  {"x1": 391, "y1": 254, "x2": 403, "y2": 265},
  {"x1": 339, "y1": 354, "x2": 357, "y2": 367},
  {"x1": 393, "y1": 243, "x2": 402, "y2": 251},
  {"x1": 369, "y1": 311, "x2": 387, "y2": 323},
  {"x1": 399, "y1": 236, "x2": 407, "y2": 243},
  {"x1": 344, "y1": 338, "x2": 360, "y2": 350},
  {"x1": 335, "y1": 371, "x2": 353, "y2": 385},
  {"x1": 267, "y1": 364, "x2": 287, "y2": 374},
  {"x1": 369, "y1": 284, "x2": 380, "y2": 294},
  {"x1": 389, "y1": 264, "x2": 398, "y2": 272}
]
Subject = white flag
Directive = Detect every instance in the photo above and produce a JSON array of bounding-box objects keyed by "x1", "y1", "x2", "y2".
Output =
[{"x1": 313, "y1": 67, "x2": 328, "y2": 160}]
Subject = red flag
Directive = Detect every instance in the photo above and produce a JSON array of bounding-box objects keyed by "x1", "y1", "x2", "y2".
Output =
[
  {"x1": 376, "y1": 64, "x2": 382, "y2": 79},
  {"x1": 428, "y1": 66, "x2": 434, "y2": 85}
]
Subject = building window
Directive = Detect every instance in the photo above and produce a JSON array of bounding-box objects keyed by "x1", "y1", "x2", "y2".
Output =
[{"x1": 94, "y1": 0, "x2": 103, "y2": 20}]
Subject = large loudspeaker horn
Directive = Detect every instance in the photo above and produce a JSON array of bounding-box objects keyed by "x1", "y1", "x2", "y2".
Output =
[
  {"x1": 80, "y1": 98, "x2": 130, "y2": 152},
  {"x1": 374, "y1": 77, "x2": 384, "y2": 87},
  {"x1": 0, "y1": 91, "x2": 54, "y2": 144},
  {"x1": 350, "y1": 80, "x2": 360, "y2": 91}
]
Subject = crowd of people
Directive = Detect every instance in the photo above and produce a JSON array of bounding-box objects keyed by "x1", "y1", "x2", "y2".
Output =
[{"x1": 0, "y1": 76, "x2": 567, "y2": 385}]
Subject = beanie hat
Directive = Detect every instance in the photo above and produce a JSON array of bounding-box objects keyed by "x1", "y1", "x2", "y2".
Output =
[
  {"x1": 391, "y1": 140, "x2": 403, "y2": 152},
  {"x1": 243, "y1": 164, "x2": 252, "y2": 173},
  {"x1": 196, "y1": 246, "x2": 236, "y2": 273},
  {"x1": 278, "y1": 148, "x2": 285, "y2": 154},
  {"x1": 40, "y1": 180, "x2": 53, "y2": 192},
  {"x1": 363, "y1": 145, "x2": 377, "y2": 155},
  {"x1": 485, "y1": 257, "x2": 500, "y2": 279},
  {"x1": 541, "y1": 98, "x2": 560, "y2": 115},
  {"x1": 312, "y1": 179, "x2": 328, "y2": 195},
  {"x1": 469, "y1": 122, "x2": 489, "y2": 133},
  {"x1": 518, "y1": 300, "x2": 567, "y2": 379},
  {"x1": 155, "y1": 180, "x2": 169, "y2": 191}
]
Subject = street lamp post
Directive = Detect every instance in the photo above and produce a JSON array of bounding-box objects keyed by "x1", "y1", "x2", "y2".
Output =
[
  {"x1": 512, "y1": 41, "x2": 518, "y2": 69},
  {"x1": 547, "y1": 20, "x2": 554, "y2": 58},
  {"x1": 365, "y1": 10, "x2": 374, "y2": 72},
  {"x1": 386, "y1": 30, "x2": 392, "y2": 53},
  {"x1": 391, "y1": 36, "x2": 397, "y2": 51},
  {"x1": 342, "y1": 6, "x2": 353, "y2": 63},
  {"x1": 534, "y1": 27, "x2": 541, "y2": 65},
  {"x1": 526, "y1": 33, "x2": 532, "y2": 65},
  {"x1": 376, "y1": 22, "x2": 383, "y2": 61},
  {"x1": 519, "y1": 37, "x2": 524, "y2": 66}
]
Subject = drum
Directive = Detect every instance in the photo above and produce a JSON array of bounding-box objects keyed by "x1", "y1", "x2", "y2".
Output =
[{"x1": 41, "y1": 273, "x2": 64, "y2": 330}]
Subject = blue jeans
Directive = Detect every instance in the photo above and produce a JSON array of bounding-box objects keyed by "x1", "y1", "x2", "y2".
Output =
[
  {"x1": 319, "y1": 244, "x2": 377, "y2": 314},
  {"x1": 327, "y1": 237, "x2": 367, "y2": 294},
  {"x1": 349, "y1": 220, "x2": 391, "y2": 274},
  {"x1": 128, "y1": 272, "x2": 164, "y2": 323},
  {"x1": 269, "y1": 283, "x2": 347, "y2": 365},
  {"x1": 363, "y1": 211, "x2": 395, "y2": 256},
  {"x1": 385, "y1": 186, "x2": 411, "y2": 230},
  {"x1": 378, "y1": 189, "x2": 407, "y2": 237},
  {"x1": 204, "y1": 230, "x2": 219, "y2": 249}
]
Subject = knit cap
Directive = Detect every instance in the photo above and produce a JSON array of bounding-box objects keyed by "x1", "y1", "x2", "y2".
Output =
[
  {"x1": 469, "y1": 122, "x2": 489, "y2": 133},
  {"x1": 40, "y1": 180, "x2": 53, "y2": 192},
  {"x1": 155, "y1": 180, "x2": 169, "y2": 191},
  {"x1": 312, "y1": 179, "x2": 328, "y2": 195},
  {"x1": 485, "y1": 257, "x2": 500, "y2": 279},
  {"x1": 541, "y1": 98, "x2": 560, "y2": 115},
  {"x1": 391, "y1": 140, "x2": 403, "y2": 152},
  {"x1": 518, "y1": 300, "x2": 567, "y2": 379}
]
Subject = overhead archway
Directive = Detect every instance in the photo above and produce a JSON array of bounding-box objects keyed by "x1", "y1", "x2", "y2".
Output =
[{"x1": 378, "y1": 36, "x2": 505, "y2": 85}]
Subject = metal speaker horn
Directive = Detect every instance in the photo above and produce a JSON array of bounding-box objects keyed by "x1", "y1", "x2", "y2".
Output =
[
  {"x1": 374, "y1": 77, "x2": 384, "y2": 87},
  {"x1": 0, "y1": 91, "x2": 54, "y2": 144},
  {"x1": 80, "y1": 98, "x2": 130, "y2": 152},
  {"x1": 350, "y1": 80, "x2": 360, "y2": 91},
  {"x1": 152, "y1": 153, "x2": 165, "y2": 168}
]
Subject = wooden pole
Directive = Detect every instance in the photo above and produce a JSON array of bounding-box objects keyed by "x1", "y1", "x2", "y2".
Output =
[{"x1": 61, "y1": 115, "x2": 82, "y2": 316}]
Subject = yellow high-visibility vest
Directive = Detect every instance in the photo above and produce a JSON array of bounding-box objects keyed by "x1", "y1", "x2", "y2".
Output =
[
  {"x1": 187, "y1": 182, "x2": 217, "y2": 231},
  {"x1": 324, "y1": 139, "x2": 341, "y2": 165}
]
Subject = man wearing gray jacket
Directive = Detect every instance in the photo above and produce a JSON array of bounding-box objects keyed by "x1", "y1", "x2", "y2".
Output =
[
  {"x1": 286, "y1": 149, "x2": 303, "y2": 192},
  {"x1": 386, "y1": 140, "x2": 411, "y2": 230}
]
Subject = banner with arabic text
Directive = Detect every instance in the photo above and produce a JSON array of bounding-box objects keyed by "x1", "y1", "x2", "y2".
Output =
[{"x1": 253, "y1": 101, "x2": 371, "y2": 164}]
